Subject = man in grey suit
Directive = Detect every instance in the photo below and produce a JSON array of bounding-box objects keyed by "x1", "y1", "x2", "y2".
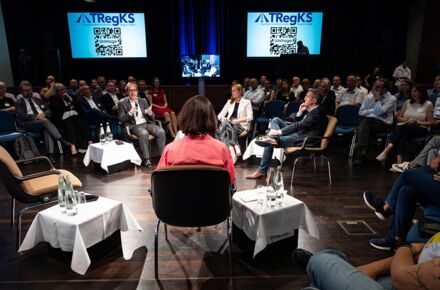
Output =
[
  {"x1": 118, "y1": 82, "x2": 165, "y2": 168},
  {"x1": 15, "y1": 81, "x2": 71, "y2": 162}
]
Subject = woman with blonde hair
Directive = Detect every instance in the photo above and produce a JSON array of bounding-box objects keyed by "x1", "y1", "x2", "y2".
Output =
[{"x1": 217, "y1": 84, "x2": 253, "y2": 163}]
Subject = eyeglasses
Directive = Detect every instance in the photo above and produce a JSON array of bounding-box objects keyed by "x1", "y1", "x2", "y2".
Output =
[{"x1": 127, "y1": 89, "x2": 137, "y2": 93}]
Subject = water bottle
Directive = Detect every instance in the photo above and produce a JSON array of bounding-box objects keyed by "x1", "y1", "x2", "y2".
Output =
[
  {"x1": 65, "y1": 175, "x2": 78, "y2": 216},
  {"x1": 106, "y1": 122, "x2": 113, "y2": 143},
  {"x1": 99, "y1": 123, "x2": 105, "y2": 145},
  {"x1": 58, "y1": 176, "x2": 66, "y2": 213}
]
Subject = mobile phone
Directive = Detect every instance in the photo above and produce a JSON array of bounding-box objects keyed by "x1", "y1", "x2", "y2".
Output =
[
  {"x1": 85, "y1": 195, "x2": 99, "y2": 202},
  {"x1": 115, "y1": 140, "x2": 124, "y2": 145}
]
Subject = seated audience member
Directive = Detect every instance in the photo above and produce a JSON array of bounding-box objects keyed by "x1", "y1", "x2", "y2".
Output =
[
  {"x1": 273, "y1": 77, "x2": 283, "y2": 96},
  {"x1": 50, "y1": 83, "x2": 91, "y2": 155},
  {"x1": 298, "y1": 78, "x2": 311, "y2": 101},
  {"x1": 101, "y1": 80, "x2": 122, "y2": 116},
  {"x1": 364, "y1": 67, "x2": 383, "y2": 90},
  {"x1": 97, "y1": 75, "x2": 107, "y2": 94},
  {"x1": 319, "y1": 78, "x2": 336, "y2": 116},
  {"x1": 0, "y1": 81, "x2": 16, "y2": 101},
  {"x1": 257, "y1": 75, "x2": 267, "y2": 91},
  {"x1": 40, "y1": 75, "x2": 56, "y2": 101},
  {"x1": 247, "y1": 89, "x2": 327, "y2": 179},
  {"x1": 138, "y1": 80, "x2": 148, "y2": 96},
  {"x1": 312, "y1": 78, "x2": 321, "y2": 89},
  {"x1": 363, "y1": 154, "x2": 440, "y2": 250},
  {"x1": 15, "y1": 81, "x2": 70, "y2": 162},
  {"x1": 118, "y1": 80, "x2": 128, "y2": 99},
  {"x1": 293, "y1": 232, "x2": 440, "y2": 290},
  {"x1": 356, "y1": 74, "x2": 369, "y2": 97},
  {"x1": 275, "y1": 79, "x2": 295, "y2": 104},
  {"x1": 353, "y1": 79, "x2": 395, "y2": 164},
  {"x1": 394, "y1": 78, "x2": 414, "y2": 114},
  {"x1": 67, "y1": 78, "x2": 80, "y2": 100},
  {"x1": 376, "y1": 85, "x2": 434, "y2": 164},
  {"x1": 147, "y1": 77, "x2": 177, "y2": 138},
  {"x1": 331, "y1": 75, "x2": 346, "y2": 101},
  {"x1": 244, "y1": 78, "x2": 265, "y2": 116},
  {"x1": 77, "y1": 84, "x2": 116, "y2": 124},
  {"x1": 158, "y1": 95, "x2": 235, "y2": 184},
  {"x1": 217, "y1": 84, "x2": 253, "y2": 163},
  {"x1": 90, "y1": 79, "x2": 103, "y2": 97},
  {"x1": 393, "y1": 60, "x2": 412, "y2": 91},
  {"x1": 290, "y1": 76, "x2": 303, "y2": 100},
  {"x1": 336, "y1": 75, "x2": 364, "y2": 108},
  {"x1": 0, "y1": 82, "x2": 15, "y2": 112},
  {"x1": 262, "y1": 79, "x2": 275, "y2": 104},
  {"x1": 243, "y1": 77, "x2": 251, "y2": 92},
  {"x1": 118, "y1": 82, "x2": 165, "y2": 168},
  {"x1": 391, "y1": 136, "x2": 440, "y2": 172},
  {"x1": 428, "y1": 78, "x2": 440, "y2": 126}
]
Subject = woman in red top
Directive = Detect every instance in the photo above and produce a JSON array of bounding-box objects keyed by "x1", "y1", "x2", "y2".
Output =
[
  {"x1": 158, "y1": 95, "x2": 235, "y2": 184},
  {"x1": 147, "y1": 77, "x2": 177, "y2": 138}
]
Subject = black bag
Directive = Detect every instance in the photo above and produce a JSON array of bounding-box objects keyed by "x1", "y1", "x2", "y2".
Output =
[
  {"x1": 418, "y1": 216, "x2": 440, "y2": 238},
  {"x1": 14, "y1": 135, "x2": 41, "y2": 160}
]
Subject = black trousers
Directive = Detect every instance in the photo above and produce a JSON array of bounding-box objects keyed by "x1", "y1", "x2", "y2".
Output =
[
  {"x1": 60, "y1": 116, "x2": 92, "y2": 149},
  {"x1": 356, "y1": 116, "x2": 391, "y2": 152},
  {"x1": 389, "y1": 124, "x2": 428, "y2": 155}
]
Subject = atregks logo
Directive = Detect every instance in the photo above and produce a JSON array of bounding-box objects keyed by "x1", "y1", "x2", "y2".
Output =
[
  {"x1": 76, "y1": 13, "x2": 135, "y2": 26},
  {"x1": 76, "y1": 14, "x2": 91, "y2": 24},
  {"x1": 254, "y1": 12, "x2": 313, "y2": 25}
]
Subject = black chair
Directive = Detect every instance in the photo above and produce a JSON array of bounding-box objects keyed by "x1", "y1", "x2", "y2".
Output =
[
  {"x1": 252, "y1": 100, "x2": 285, "y2": 137},
  {"x1": 151, "y1": 165, "x2": 233, "y2": 279},
  {"x1": 0, "y1": 145, "x2": 82, "y2": 248},
  {"x1": 0, "y1": 111, "x2": 23, "y2": 143}
]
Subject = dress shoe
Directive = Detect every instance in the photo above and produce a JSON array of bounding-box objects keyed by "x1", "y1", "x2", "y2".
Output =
[
  {"x1": 255, "y1": 137, "x2": 278, "y2": 147},
  {"x1": 246, "y1": 171, "x2": 267, "y2": 179},
  {"x1": 292, "y1": 248, "x2": 313, "y2": 272},
  {"x1": 143, "y1": 159, "x2": 152, "y2": 168}
]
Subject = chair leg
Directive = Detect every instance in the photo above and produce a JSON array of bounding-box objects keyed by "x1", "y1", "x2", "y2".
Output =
[
  {"x1": 290, "y1": 158, "x2": 300, "y2": 185},
  {"x1": 327, "y1": 158, "x2": 332, "y2": 184},
  {"x1": 349, "y1": 132, "x2": 356, "y2": 158},
  {"x1": 11, "y1": 198, "x2": 15, "y2": 227},
  {"x1": 164, "y1": 223, "x2": 168, "y2": 241},
  {"x1": 154, "y1": 220, "x2": 161, "y2": 280},
  {"x1": 313, "y1": 158, "x2": 317, "y2": 172},
  {"x1": 227, "y1": 216, "x2": 233, "y2": 276}
]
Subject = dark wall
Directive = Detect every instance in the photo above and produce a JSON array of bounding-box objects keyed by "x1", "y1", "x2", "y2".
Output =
[{"x1": 2, "y1": 0, "x2": 419, "y2": 86}]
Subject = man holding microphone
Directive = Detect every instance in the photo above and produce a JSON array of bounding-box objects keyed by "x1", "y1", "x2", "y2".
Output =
[{"x1": 118, "y1": 82, "x2": 165, "y2": 168}]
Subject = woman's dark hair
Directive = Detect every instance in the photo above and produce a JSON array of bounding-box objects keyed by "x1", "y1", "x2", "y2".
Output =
[
  {"x1": 178, "y1": 95, "x2": 217, "y2": 135},
  {"x1": 410, "y1": 84, "x2": 428, "y2": 104}
]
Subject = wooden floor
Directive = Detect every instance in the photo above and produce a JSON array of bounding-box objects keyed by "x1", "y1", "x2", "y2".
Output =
[{"x1": 0, "y1": 139, "x2": 399, "y2": 290}]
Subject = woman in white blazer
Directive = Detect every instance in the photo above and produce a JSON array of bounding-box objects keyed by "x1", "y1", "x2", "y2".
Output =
[{"x1": 217, "y1": 84, "x2": 253, "y2": 163}]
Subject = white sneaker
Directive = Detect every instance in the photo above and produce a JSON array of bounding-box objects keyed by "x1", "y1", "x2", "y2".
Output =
[
  {"x1": 376, "y1": 152, "x2": 387, "y2": 162},
  {"x1": 391, "y1": 162, "x2": 409, "y2": 173}
]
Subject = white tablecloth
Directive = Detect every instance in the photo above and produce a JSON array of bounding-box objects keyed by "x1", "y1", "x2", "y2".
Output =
[
  {"x1": 232, "y1": 188, "x2": 319, "y2": 257},
  {"x1": 18, "y1": 197, "x2": 144, "y2": 275},
  {"x1": 242, "y1": 139, "x2": 285, "y2": 162},
  {"x1": 83, "y1": 141, "x2": 141, "y2": 173}
]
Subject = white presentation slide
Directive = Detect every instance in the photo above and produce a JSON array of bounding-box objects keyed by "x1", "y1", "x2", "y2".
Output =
[
  {"x1": 67, "y1": 12, "x2": 147, "y2": 58},
  {"x1": 247, "y1": 12, "x2": 323, "y2": 57}
]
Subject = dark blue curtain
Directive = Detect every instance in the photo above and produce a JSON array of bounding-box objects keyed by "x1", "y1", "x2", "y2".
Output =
[{"x1": 179, "y1": 0, "x2": 223, "y2": 55}]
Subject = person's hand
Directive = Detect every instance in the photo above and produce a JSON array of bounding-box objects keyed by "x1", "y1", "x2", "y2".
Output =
[
  {"x1": 129, "y1": 106, "x2": 137, "y2": 116},
  {"x1": 430, "y1": 156, "x2": 440, "y2": 171},
  {"x1": 112, "y1": 104, "x2": 118, "y2": 111},
  {"x1": 64, "y1": 93, "x2": 72, "y2": 102},
  {"x1": 231, "y1": 119, "x2": 241, "y2": 125},
  {"x1": 299, "y1": 103, "x2": 308, "y2": 113},
  {"x1": 268, "y1": 129, "x2": 280, "y2": 137},
  {"x1": 434, "y1": 173, "x2": 440, "y2": 182},
  {"x1": 411, "y1": 243, "x2": 425, "y2": 255},
  {"x1": 145, "y1": 105, "x2": 153, "y2": 116},
  {"x1": 407, "y1": 118, "x2": 417, "y2": 124},
  {"x1": 35, "y1": 113, "x2": 46, "y2": 120}
]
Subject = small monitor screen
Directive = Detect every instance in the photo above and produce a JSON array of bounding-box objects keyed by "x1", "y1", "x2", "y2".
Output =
[
  {"x1": 181, "y1": 54, "x2": 220, "y2": 78},
  {"x1": 247, "y1": 12, "x2": 323, "y2": 57},
  {"x1": 67, "y1": 12, "x2": 147, "y2": 58}
]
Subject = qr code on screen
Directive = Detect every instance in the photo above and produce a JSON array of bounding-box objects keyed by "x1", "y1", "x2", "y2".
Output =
[
  {"x1": 269, "y1": 27, "x2": 297, "y2": 55},
  {"x1": 94, "y1": 27, "x2": 123, "y2": 56}
]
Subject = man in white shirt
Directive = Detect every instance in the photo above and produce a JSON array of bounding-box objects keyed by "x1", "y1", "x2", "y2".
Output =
[
  {"x1": 331, "y1": 75, "x2": 346, "y2": 100},
  {"x1": 244, "y1": 78, "x2": 265, "y2": 115},
  {"x1": 290, "y1": 76, "x2": 303, "y2": 99},
  {"x1": 393, "y1": 60, "x2": 412, "y2": 89},
  {"x1": 337, "y1": 75, "x2": 364, "y2": 107},
  {"x1": 118, "y1": 82, "x2": 165, "y2": 167}
]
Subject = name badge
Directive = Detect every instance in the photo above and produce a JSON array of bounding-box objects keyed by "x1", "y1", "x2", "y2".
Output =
[
  {"x1": 41, "y1": 105, "x2": 45, "y2": 109},
  {"x1": 5, "y1": 103, "x2": 10, "y2": 107}
]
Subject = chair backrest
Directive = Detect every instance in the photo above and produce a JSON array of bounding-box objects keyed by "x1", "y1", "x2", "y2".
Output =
[
  {"x1": 335, "y1": 105, "x2": 359, "y2": 126},
  {"x1": 0, "y1": 111, "x2": 18, "y2": 132},
  {"x1": 284, "y1": 101, "x2": 301, "y2": 117},
  {"x1": 264, "y1": 100, "x2": 285, "y2": 119},
  {"x1": 151, "y1": 165, "x2": 232, "y2": 227},
  {"x1": 0, "y1": 146, "x2": 23, "y2": 177},
  {"x1": 319, "y1": 116, "x2": 338, "y2": 150}
]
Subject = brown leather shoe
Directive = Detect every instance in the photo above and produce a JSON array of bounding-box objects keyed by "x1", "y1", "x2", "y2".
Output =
[{"x1": 246, "y1": 171, "x2": 267, "y2": 179}]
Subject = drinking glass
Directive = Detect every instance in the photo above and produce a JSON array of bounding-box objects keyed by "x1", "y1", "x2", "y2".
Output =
[
  {"x1": 266, "y1": 186, "x2": 276, "y2": 207},
  {"x1": 256, "y1": 185, "x2": 265, "y2": 205},
  {"x1": 77, "y1": 191, "x2": 87, "y2": 204}
]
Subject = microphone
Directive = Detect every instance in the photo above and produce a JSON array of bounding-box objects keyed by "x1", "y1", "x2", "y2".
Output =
[{"x1": 134, "y1": 102, "x2": 138, "y2": 116}]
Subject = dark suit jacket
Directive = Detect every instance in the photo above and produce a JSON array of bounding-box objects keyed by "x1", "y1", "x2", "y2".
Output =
[
  {"x1": 77, "y1": 95, "x2": 115, "y2": 123},
  {"x1": 321, "y1": 90, "x2": 336, "y2": 116},
  {"x1": 101, "y1": 92, "x2": 122, "y2": 115},
  {"x1": 118, "y1": 97, "x2": 156, "y2": 128},
  {"x1": 15, "y1": 97, "x2": 51, "y2": 128},
  {"x1": 281, "y1": 106, "x2": 328, "y2": 146},
  {"x1": 49, "y1": 96, "x2": 76, "y2": 126}
]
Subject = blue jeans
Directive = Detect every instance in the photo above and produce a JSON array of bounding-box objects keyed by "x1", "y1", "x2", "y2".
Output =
[
  {"x1": 258, "y1": 117, "x2": 300, "y2": 172},
  {"x1": 385, "y1": 166, "x2": 440, "y2": 238},
  {"x1": 306, "y1": 249, "x2": 392, "y2": 290}
]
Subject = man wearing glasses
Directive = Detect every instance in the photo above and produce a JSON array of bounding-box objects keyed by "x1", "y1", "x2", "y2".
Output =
[{"x1": 118, "y1": 82, "x2": 165, "y2": 168}]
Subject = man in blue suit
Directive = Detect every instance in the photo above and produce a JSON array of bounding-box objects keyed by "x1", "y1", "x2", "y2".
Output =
[
  {"x1": 247, "y1": 88, "x2": 328, "y2": 179},
  {"x1": 77, "y1": 84, "x2": 116, "y2": 124}
]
